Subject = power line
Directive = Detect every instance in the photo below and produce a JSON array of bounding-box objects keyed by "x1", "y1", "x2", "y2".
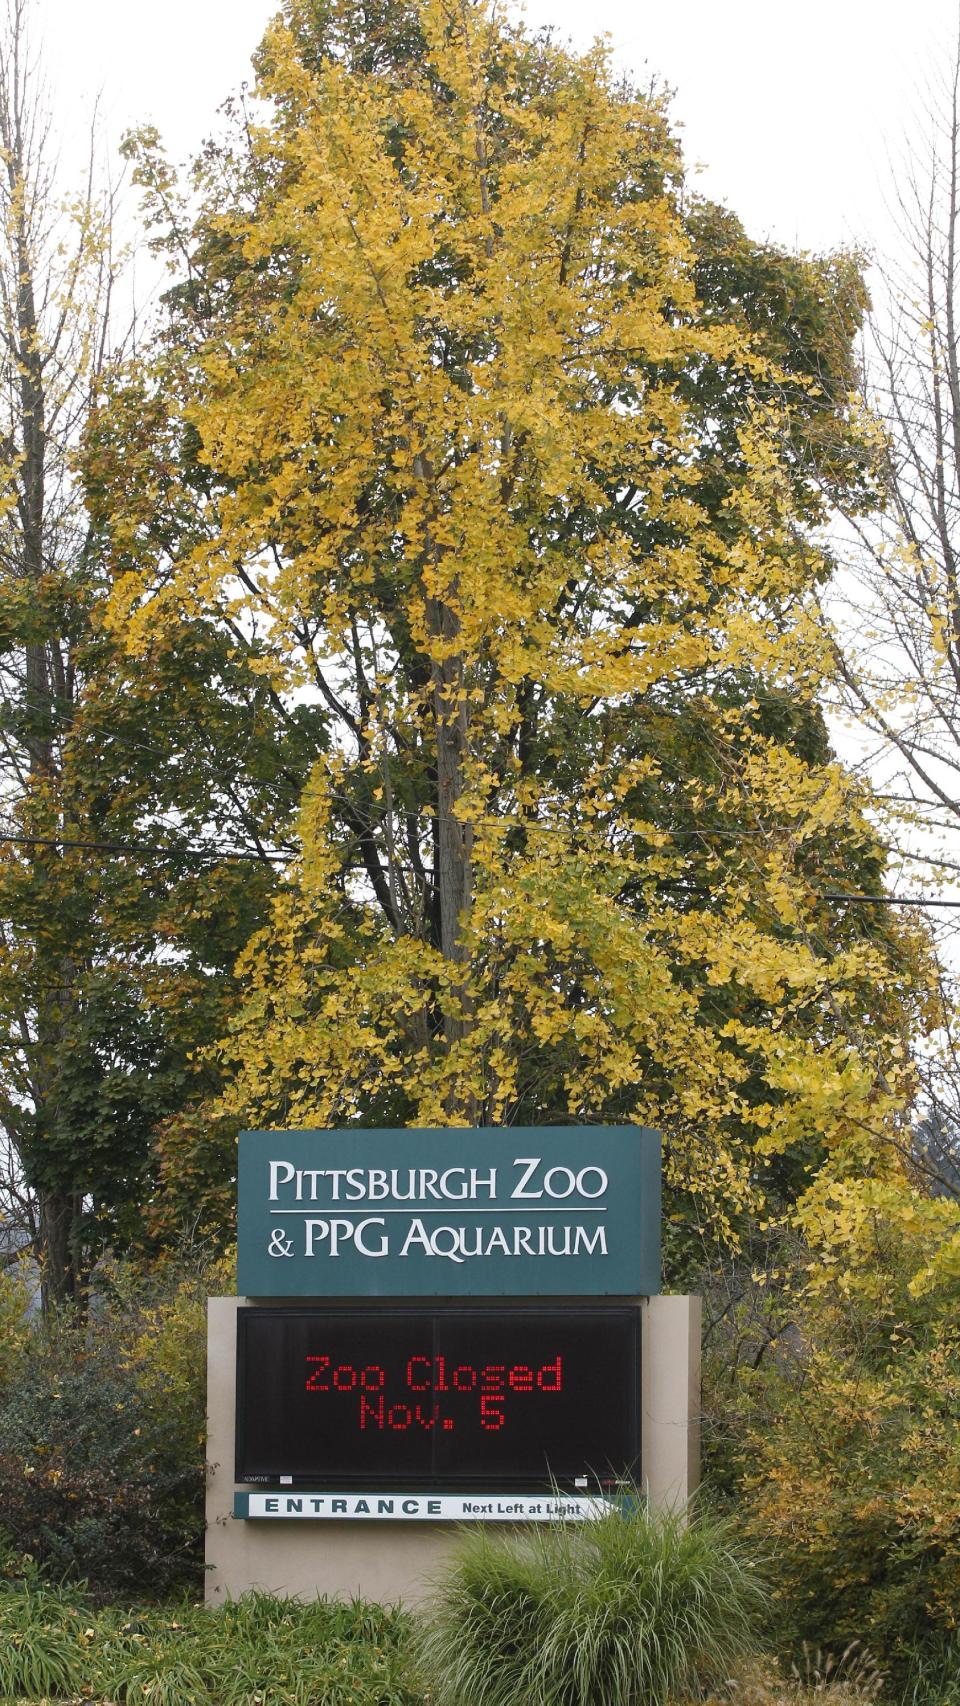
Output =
[
  {"x1": 4, "y1": 658, "x2": 952, "y2": 883},
  {"x1": 0, "y1": 829, "x2": 958, "y2": 908},
  {"x1": 0, "y1": 831, "x2": 289, "y2": 864},
  {"x1": 819, "y1": 892, "x2": 960, "y2": 908}
]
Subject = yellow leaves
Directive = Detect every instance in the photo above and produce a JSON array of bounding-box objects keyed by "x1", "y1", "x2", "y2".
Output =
[
  {"x1": 794, "y1": 1171, "x2": 960, "y2": 1310},
  {"x1": 114, "y1": 2, "x2": 793, "y2": 684},
  {"x1": 737, "y1": 1215, "x2": 960, "y2": 1653},
  {"x1": 91, "y1": 0, "x2": 931, "y2": 1274},
  {"x1": 212, "y1": 732, "x2": 916, "y2": 1246}
]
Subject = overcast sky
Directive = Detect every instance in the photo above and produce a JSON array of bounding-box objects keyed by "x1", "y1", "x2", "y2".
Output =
[{"x1": 35, "y1": 0, "x2": 960, "y2": 266}]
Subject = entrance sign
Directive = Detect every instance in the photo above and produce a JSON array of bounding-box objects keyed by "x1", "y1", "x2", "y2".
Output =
[
  {"x1": 235, "y1": 1306, "x2": 641, "y2": 1491},
  {"x1": 237, "y1": 1126, "x2": 660, "y2": 1297},
  {"x1": 234, "y1": 1491, "x2": 614, "y2": 1522},
  {"x1": 211, "y1": 1120, "x2": 692, "y2": 1580}
]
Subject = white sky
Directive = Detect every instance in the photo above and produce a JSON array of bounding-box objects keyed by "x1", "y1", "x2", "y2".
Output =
[{"x1": 36, "y1": 0, "x2": 960, "y2": 265}]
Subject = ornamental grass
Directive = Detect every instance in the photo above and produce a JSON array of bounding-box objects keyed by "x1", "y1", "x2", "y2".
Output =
[{"x1": 414, "y1": 1501, "x2": 767, "y2": 1706}]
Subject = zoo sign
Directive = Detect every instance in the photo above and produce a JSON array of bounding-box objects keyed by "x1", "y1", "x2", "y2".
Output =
[{"x1": 237, "y1": 1126, "x2": 661, "y2": 1297}]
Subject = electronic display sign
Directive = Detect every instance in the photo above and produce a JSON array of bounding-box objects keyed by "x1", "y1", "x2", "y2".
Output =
[{"x1": 235, "y1": 1307, "x2": 640, "y2": 1492}]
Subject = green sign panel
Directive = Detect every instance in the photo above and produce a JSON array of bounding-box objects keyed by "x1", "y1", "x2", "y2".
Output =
[{"x1": 237, "y1": 1127, "x2": 660, "y2": 1298}]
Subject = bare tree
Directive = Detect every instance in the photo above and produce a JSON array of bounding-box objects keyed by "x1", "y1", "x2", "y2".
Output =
[
  {"x1": 825, "y1": 11, "x2": 960, "y2": 1188},
  {"x1": 0, "y1": 0, "x2": 122, "y2": 1301}
]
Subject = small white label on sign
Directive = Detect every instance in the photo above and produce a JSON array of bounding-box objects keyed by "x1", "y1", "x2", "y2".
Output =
[{"x1": 242, "y1": 1492, "x2": 612, "y2": 1522}]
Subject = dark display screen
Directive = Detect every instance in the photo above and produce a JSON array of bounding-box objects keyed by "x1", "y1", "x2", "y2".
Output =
[{"x1": 236, "y1": 1307, "x2": 640, "y2": 1491}]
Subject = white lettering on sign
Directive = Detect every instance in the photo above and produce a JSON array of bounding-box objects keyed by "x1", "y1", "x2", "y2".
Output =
[
  {"x1": 397, "y1": 1221, "x2": 607, "y2": 1264},
  {"x1": 264, "y1": 1153, "x2": 615, "y2": 1268},
  {"x1": 304, "y1": 1218, "x2": 389, "y2": 1258},
  {"x1": 268, "y1": 1165, "x2": 501, "y2": 1203},
  {"x1": 241, "y1": 1492, "x2": 613, "y2": 1522},
  {"x1": 266, "y1": 1220, "x2": 609, "y2": 1265},
  {"x1": 267, "y1": 1161, "x2": 610, "y2": 1209},
  {"x1": 511, "y1": 1159, "x2": 609, "y2": 1200}
]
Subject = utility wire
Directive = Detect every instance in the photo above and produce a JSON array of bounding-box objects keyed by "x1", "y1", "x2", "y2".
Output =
[
  {"x1": 0, "y1": 829, "x2": 957, "y2": 907},
  {"x1": 819, "y1": 893, "x2": 960, "y2": 908},
  {"x1": 0, "y1": 831, "x2": 286, "y2": 863}
]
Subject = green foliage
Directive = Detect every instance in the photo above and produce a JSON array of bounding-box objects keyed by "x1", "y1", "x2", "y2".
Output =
[
  {"x1": 897, "y1": 1637, "x2": 960, "y2": 1706},
  {"x1": 726, "y1": 1190, "x2": 960, "y2": 1681},
  {"x1": 0, "y1": 1583, "x2": 418, "y2": 1705},
  {"x1": 0, "y1": 1251, "x2": 231, "y2": 1598},
  {"x1": 0, "y1": 574, "x2": 315, "y2": 1286},
  {"x1": 414, "y1": 1502, "x2": 766, "y2": 1706},
  {"x1": 0, "y1": 1574, "x2": 88, "y2": 1700},
  {"x1": 0, "y1": 1261, "x2": 30, "y2": 1384},
  {"x1": 686, "y1": 201, "x2": 876, "y2": 520}
]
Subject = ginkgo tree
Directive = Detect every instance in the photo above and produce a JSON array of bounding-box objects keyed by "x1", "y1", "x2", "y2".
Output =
[{"x1": 102, "y1": 0, "x2": 933, "y2": 1254}]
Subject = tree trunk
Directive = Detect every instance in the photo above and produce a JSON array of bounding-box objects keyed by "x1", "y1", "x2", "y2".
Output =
[
  {"x1": 434, "y1": 652, "x2": 472, "y2": 975},
  {"x1": 39, "y1": 1187, "x2": 82, "y2": 1309},
  {"x1": 428, "y1": 596, "x2": 476, "y2": 1119},
  {"x1": 4, "y1": 36, "x2": 82, "y2": 1306},
  {"x1": 415, "y1": 448, "x2": 475, "y2": 1059}
]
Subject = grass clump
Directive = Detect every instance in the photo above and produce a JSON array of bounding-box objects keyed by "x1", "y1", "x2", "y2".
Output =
[
  {"x1": 0, "y1": 1575, "x2": 88, "y2": 1701},
  {"x1": 0, "y1": 1580, "x2": 419, "y2": 1705},
  {"x1": 695, "y1": 1647, "x2": 884, "y2": 1705},
  {"x1": 415, "y1": 1500, "x2": 766, "y2": 1706},
  {"x1": 897, "y1": 1636, "x2": 960, "y2": 1706},
  {"x1": 90, "y1": 1593, "x2": 418, "y2": 1706}
]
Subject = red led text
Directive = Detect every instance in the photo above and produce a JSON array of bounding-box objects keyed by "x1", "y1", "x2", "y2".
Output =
[{"x1": 304, "y1": 1352, "x2": 563, "y2": 1432}]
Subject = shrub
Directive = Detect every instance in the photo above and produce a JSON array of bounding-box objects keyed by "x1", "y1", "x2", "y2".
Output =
[
  {"x1": 0, "y1": 1248, "x2": 234, "y2": 1597},
  {"x1": 0, "y1": 1259, "x2": 30, "y2": 1383},
  {"x1": 0, "y1": 1315, "x2": 200, "y2": 1596},
  {"x1": 112, "y1": 1244, "x2": 236, "y2": 1551},
  {"x1": 735, "y1": 1189, "x2": 960, "y2": 1677},
  {"x1": 415, "y1": 1501, "x2": 766, "y2": 1706},
  {"x1": 113, "y1": 1243, "x2": 236, "y2": 1471}
]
